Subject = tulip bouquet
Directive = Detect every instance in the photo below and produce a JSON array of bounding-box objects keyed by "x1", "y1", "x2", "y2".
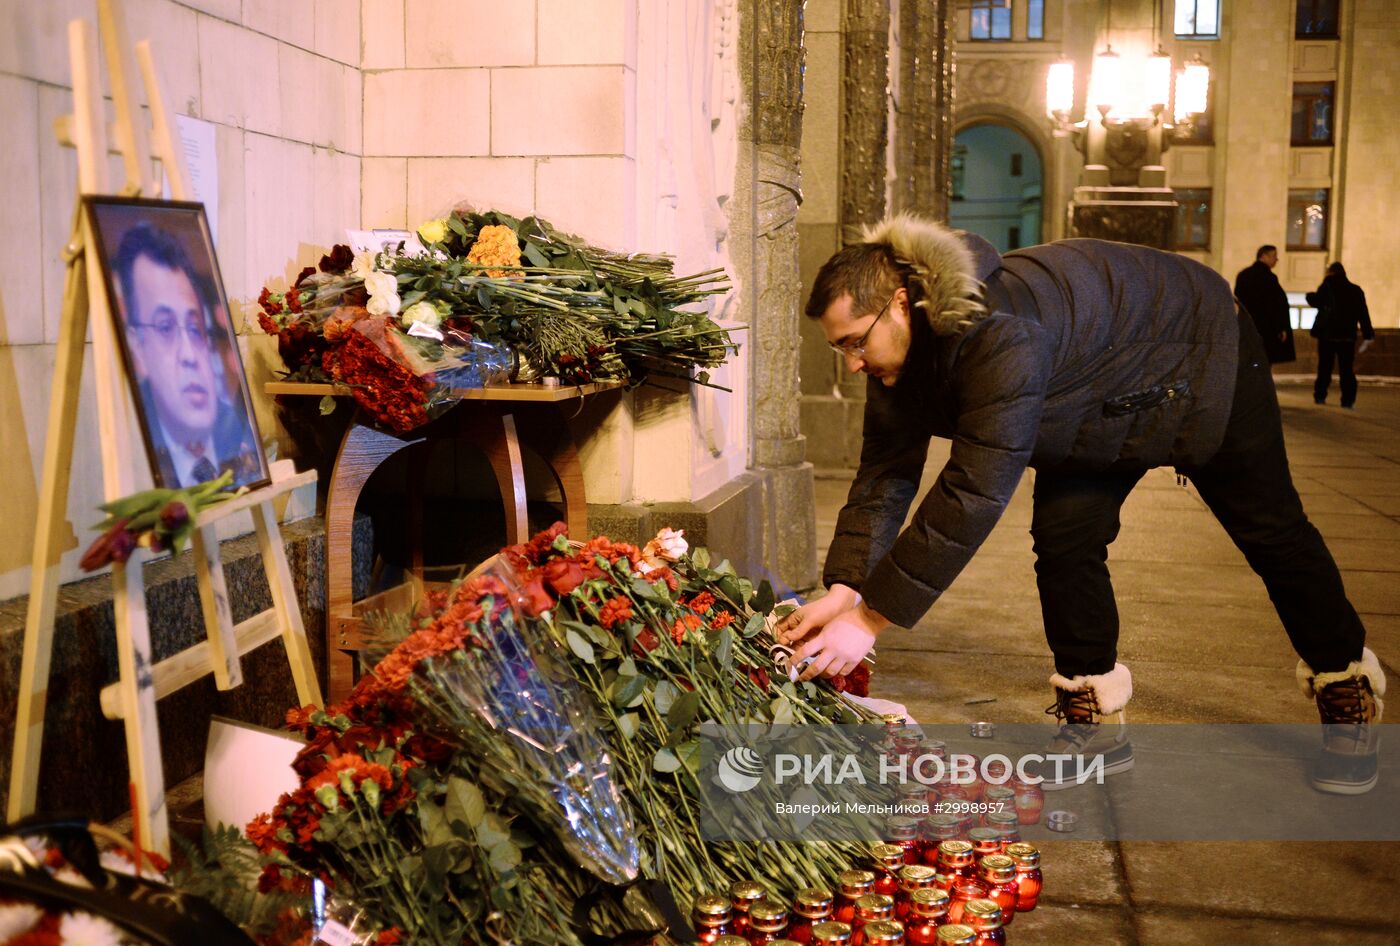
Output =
[
  {"x1": 79, "y1": 471, "x2": 243, "y2": 572},
  {"x1": 255, "y1": 210, "x2": 736, "y2": 434}
]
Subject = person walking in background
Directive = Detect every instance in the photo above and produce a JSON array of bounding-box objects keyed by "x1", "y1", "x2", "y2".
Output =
[
  {"x1": 1307, "y1": 262, "x2": 1374, "y2": 409},
  {"x1": 1234, "y1": 244, "x2": 1295, "y2": 365}
]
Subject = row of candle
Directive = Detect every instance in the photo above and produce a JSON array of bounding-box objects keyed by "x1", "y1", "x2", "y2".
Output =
[{"x1": 691, "y1": 840, "x2": 1041, "y2": 946}]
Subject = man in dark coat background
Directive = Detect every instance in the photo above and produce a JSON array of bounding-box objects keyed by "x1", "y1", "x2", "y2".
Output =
[
  {"x1": 1307, "y1": 261, "x2": 1374, "y2": 408},
  {"x1": 1233, "y1": 244, "x2": 1296, "y2": 364},
  {"x1": 777, "y1": 214, "x2": 1384, "y2": 796}
]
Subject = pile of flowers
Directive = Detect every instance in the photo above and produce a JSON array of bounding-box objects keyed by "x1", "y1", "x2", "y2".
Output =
[
  {"x1": 256, "y1": 210, "x2": 735, "y2": 433},
  {"x1": 243, "y1": 524, "x2": 879, "y2": 945}
]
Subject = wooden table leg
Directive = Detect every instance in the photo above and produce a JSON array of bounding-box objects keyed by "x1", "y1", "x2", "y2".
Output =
[
  {"x1": 325, "y1": 420, "x2": 423, "y2": 700},
  {"x1": 515, "y1": 404, "x2": 589, "y2": 539},
  {"x1": 471, "y1": 407, "x2": 528, "y2": 544}
]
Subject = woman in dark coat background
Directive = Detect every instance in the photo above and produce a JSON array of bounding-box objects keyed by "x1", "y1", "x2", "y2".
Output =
[
  {"x1": 1234, "y1": 244, "x2": 1296, "y2": 364},
  {"x1": 1307, "y1": 261, "x2": 1374, "y2": 408}
]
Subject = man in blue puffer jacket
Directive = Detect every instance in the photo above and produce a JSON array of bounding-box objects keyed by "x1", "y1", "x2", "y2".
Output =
[{"x1": 777, "y1": 213, "x2": 1383, "y2": 795}]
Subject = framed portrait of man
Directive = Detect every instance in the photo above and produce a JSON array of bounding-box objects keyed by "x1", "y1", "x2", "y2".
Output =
[{"x1": 85, "y1": 196, "x2": 270, "y2": 491}]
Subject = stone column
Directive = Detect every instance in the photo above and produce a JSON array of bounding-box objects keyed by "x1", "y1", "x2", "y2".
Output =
[
  {"x1": 841, "y1": 0, "x2": 892, "y2": 237},
  {"x1": 733, "y1": 0, "x2": 817, "y2": 591},
  {"x1": 892, "y1": 0, "x2": 954, "y2": 219}
]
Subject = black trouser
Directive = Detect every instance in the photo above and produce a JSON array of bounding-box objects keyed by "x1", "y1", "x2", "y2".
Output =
[
  {"x1": 1031, "y1": 317, "x2": 1366, "y2": 678},
  {"x1": 1314, "y1": 338, "x2": 1358, "y2": 406}
]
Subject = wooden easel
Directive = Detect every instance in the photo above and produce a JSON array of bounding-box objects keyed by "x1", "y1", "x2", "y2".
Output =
[{"x1": 6, "y1": 0, "x2": 322, "y2": 858}]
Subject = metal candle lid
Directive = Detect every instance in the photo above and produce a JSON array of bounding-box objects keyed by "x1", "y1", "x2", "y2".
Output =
[
  {"x1": 969, "y1": 721, "x2": 995, "y2": 738},
  {"x1": 749, "y1": 900, "x2": 789, "y2": 932},
  {"x1": 936, "y1": 840, "x2": 975, "y2": 867},
  {"x1": 872, "y1": 844, "x2": 907, "y2": 870},
  {"x1": 794, "y1": 887, "x2": 835, "y2": 918},
  {"x1": 978, "y1": 854, "x2": 1016, "y2": 883},
  {"x1": 909, "y1": 887, "x2": 950, "y2": 918},
  {"x1": 1004, "y1": 842, "x2": 1042, "y2": 867},
  {"x1": 713, "y1": 937, "x2": 750, "y2": 946},
  {"x1": 838, "y1": 870, "x2": 877, "y2": 897},
  {"x1": 897, "y1": 864, "x2": 938, "y2": 890},
  {"x1": 854, "y1": 894, "x2": 895, "y2": 922},
  {"x1": 983, "y1": 786, "x2": 1015, "y2": 804},
  {"x1": 1046, "y1": 809, "x2": 1079, "y2": 832},
  {"x1": 983, "y1": 810, "x2": 1019, "y2": 829},
  {"x1": 811, "y1": 921, "x2": 853, "y2": 946},
  {"x1": 934, "y1": 925, "x2": 977, "y2": 945},
  {"x1": 884, "y1": 815, "x2": 921, "y2": 841},
  {"x1": 963, "y1": 899, "x2": 1003, "y2": 930},
  {"x1": 730, "y1": 880, "x2": 768, "y2": 907},
  {"x1": 693, "y1": 895, "x2": 733, "y2": 921},
  {"x1": 862, "y1": 920, "x2": 906, "y2": 946}
]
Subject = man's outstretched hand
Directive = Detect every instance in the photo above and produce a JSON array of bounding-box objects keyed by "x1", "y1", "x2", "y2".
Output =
[{"x1": 774, "y1": 584, "x2": 890, "y2": 682}]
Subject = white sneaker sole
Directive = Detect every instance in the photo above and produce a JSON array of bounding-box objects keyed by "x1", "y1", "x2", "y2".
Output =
[
  {"x1": 1039, "y1": 754, "x2": 1135, "y2": 791},
  {"x1": 1310, "y1": 772, "x2": 1379, "y2": 795}
]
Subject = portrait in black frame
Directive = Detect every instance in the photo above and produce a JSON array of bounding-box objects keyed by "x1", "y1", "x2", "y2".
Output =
[{"x1": 85, "y1": 196, "x2": 269, "y2": 491}]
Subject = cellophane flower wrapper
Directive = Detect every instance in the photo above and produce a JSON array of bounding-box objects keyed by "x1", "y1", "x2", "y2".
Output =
[{"x1": 408, "y1": 563, "x2": 641, "y2": 887}]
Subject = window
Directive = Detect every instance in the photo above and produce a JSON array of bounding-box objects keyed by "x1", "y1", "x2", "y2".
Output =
[
  {"x1": 1027, "y1": 0, "x2": 1045, "y2": 40},
  {"x1": 1297, "y1": 0, "x2": 1340, "y2": 37},
  {"x1": 951, "y1": 147, "x2": 967, "y2": 200},
  {"x1": 970, "y1": 0, "x2": 1011, "y2": 41},
  {"x1": 1291, "y1": 82, "x2": 1334, "y2": 145},
  {"x1": 1008, "y1": 227, "x2": 1022, "y2": 251},
  {"x1": 1010, "y1": 153, "x2": 1023, "y2": 177},
  {"x1": 1173, "y1": 188, "x2": 1212, "y2": 250},
  {"x1": 1286, "y1": 189, "x2": 1329, "y2": 250},
  {"x1": 1175, "y1": 0, "x2": 1220, "y2": 38}
]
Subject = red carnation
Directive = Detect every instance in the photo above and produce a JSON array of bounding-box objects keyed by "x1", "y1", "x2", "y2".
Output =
[{"x1": 542, "y1": 557, "x2": 585, "y2": 596}]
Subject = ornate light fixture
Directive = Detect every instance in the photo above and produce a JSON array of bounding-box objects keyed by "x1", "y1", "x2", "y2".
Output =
[{"x1": 1045, "y1": 47, "x2": 1210, "y2": 144}]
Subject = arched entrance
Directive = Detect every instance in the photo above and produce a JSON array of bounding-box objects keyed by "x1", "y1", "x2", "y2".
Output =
[{"x1": 949, "y1": 122, "x2": 1044, "y2": 252}]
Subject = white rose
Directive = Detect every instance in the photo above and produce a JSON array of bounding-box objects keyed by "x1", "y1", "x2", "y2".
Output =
[
  {"x1": 641, "y1": 526, "x2": 688, "y2": 568},
  {"x1": 367, "y1": 291, "x2": 401, "y2": 317},
  {"x1": 351, "y1": 252, "x2": 375, "y2": 280},
  {"x1": 364, "y1": 270, "x2": 398, "y2": 299},
  {"x1": 401, "y1": 300, "x2": 442, "y2": 328}
]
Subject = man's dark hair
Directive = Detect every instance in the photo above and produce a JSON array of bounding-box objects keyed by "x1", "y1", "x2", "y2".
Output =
[
  {"x1": 1255, "y1": 244, "x2": 1277, "y2": 260},
  {"x1": 111, "y1": 222, "x2": 206, "y2": 318},
  {"x1": 804, "y1": 242, "x2": 910, "y2": 320},
  {"x1": 1327, "y1": 261, "x2": 1346, "y2": 277}
]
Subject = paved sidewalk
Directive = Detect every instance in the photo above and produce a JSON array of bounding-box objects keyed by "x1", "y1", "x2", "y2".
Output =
[{"x1": 815, "y1": 382, "x2": 1400, "y2": 942}]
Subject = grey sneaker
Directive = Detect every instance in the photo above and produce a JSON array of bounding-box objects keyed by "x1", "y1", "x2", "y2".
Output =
[
  {"x1": 1033, "y1": 685, "x2": 1134, "y2": 791},
  {"x1": 1312, "y1": 674, "x2": 1383, "y2": 795}
]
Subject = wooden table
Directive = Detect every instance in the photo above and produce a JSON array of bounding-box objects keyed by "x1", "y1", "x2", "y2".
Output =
[{"x1": 265, "y1": 380, "x2": 621, "y2": 699}]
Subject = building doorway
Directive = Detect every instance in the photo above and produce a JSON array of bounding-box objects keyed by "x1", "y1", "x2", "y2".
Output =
[{"x1": 949, "y1": 123, "x2": 1043, "y2": 252}]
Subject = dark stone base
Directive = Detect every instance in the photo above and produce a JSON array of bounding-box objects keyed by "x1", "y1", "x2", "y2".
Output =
[{"x1": 0, "y1": 517, "x2": 354, "y2": 823}]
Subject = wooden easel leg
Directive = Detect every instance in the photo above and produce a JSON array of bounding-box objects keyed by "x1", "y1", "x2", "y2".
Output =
[
  {"x1": 192, "y1": 525, "x2": 243, "y2": 690},
  {"x1": 112, "y1": 556, "x2": 170, "y2": 858},
  {"x1": 7, "y1": 218, "x2": 92, "y2": 822},
  {"x1": 253, "y1": 501, "x2": 323, "y2": 709}
]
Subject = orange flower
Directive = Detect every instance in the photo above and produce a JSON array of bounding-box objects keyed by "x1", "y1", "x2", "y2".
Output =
[
  {"x1": 670, "y1": 612, "x2": 704, "y2": 645},
  {"x1": 686, "y1": 591, "x2": 716, "y2": 615},
  {"x1": 466, "y1": 224, "x2": 524, "y2": 278},
  {"x1": 598, "y1": 595, "x2": 634, "y2": 630},
  {"x1": 710, "y1": 611, "x2": 736, "y2": 630}
]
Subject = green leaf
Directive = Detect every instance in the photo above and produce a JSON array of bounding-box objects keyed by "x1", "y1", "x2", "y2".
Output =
[
  {"x1": 667, "y1": 689, "x2": 702, "y2": 734},
  {"x1": 488, "y1": 840, "x2": 522, "y2": 874},
  {"x1": 653, "y1": 679, "x2": 678, "y2": 716},
  {"x1": 653, "y1": 747, "x2": 682, "y2": 773},
  {"x1": 691, "y1": 547, "x2": 711, "y2": 570},
  {"x1": 419, "y1": 800, "x2": 453, "y2": 847},
  {"x1": 718, "y1": 576, "x2": 743, "y2": 604},
  {"x1": 612, "y1": 672, "x2": 649, "y2": 709},
  {"x1": 677, "y1": 739, "x2": 702, "y2": 773},
  {"x1": 523, "y1": 242, "x2": 550, "y2": 267},
  {"x1": 565, "y1": 629, "x2": 596, "y2": 663},
  {"x1": 444, "y1": 776, "x2": 486, "y2": 829},
  {"x1": 742, "y1": 612, "x2": 766, "y2": 638},
  {"x1": 317, "y1": 395, "x2": 337, "y2": 416},
  {"x1": 448, "y1": 215, "x2": 469, "y2": 237},
  {"x1": 715, "y1": 626, "x2": 734, "y2": 671},
  {"x1": 631, "y1": 577, "x2": 662, "y2": 602},
  {"x1": 751, "y1": 579, "x2": 775, "y2": 616},
  {"x1": 400, "y1": 288, "x2": 427, "y2": 308},
  {"x1": 617, "y1": 712, "x2": 640, "y2": 740},
  {"x1": 475, "y1": 813, "x2": 512, "y2": 850}
]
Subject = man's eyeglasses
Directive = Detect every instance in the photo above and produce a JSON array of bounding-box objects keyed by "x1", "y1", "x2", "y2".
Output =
[
  {"x1": 828, "y1": 291, "x2": 897, "y2": 358},
  {"x1": 131, "y1": 313, "x2": 211, "y2": 351}
]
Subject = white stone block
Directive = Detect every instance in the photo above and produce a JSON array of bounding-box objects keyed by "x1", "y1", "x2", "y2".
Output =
[
  {"x1": 491, "y1": 66, "x2": 628, "y2": 156},
  {"x1": 805, "y1": 0, "x2": 840, "y2": 32},
  {"x1": 342, "y1": 64, "x2": 364, "y2": 155},
  {"x1": 243, "y1": 0, "x2": 316, "y2": 45},
  {"x1": 313, "y1": 147, "x2": 362, "y2": 248},
  {"x1": 537, "y1": 0, "x2": 633, "y2": 67},
  {"x1": 406, "y1": 157, "x2": 535, "y2": 225},
  {"x1": 798, "y1": 32, "x2": 839, "y2": 225},
  {"x1": 213, "y1": 123, "x2": 248, "y2": 316},
  {"x1": 126, "y1": 0, "x2": 202, "y2": 117},
  {"x1": 570, "y1": 391, "x2": 634, "y2": 505},
  {"x1": 406, "y1": 0, "x2": 536, "y2": 67},
  {"x1": 243, "y1": 133, "x2": 317, "y2": 292},
  {"x1": 535, "y1": 156, "x2": 634, "y2": 250},
  {"x1": 199, "y1": 15, "x2": 283, "y2": 136},
  {"x1": 364, "y1": 69, "x2": 490, "y2": 156},
  {"x1": 361, "y1": 157, "x2": 408, "y2": 227},
  {"x1": 362, "y1": 0, "x2": 406, "y2": 69},
  {"x1": 0, "y1": 75, "x2": 45, "y2": 347},
  {"x1": 0, "y1": 0, "x2": 92, "y2": 90},
  {"x1": 314, "y1": 0, "x2": 362, "y2": 65},
  {"x1": 278, "y1": 43, "x2": 321, "y2": 144}
]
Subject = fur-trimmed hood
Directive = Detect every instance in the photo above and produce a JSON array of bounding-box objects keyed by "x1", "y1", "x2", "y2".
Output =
[{"x1": 861, "y1": 213, "x2": 998, "y2": 335}]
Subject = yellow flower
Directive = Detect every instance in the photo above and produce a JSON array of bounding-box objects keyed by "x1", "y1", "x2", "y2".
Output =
[
  {"x1": 417, "y1": 218, "x2": 449, "y2": 245},
  {"x1": 466, "y1": 224, "x2": 524, "y2": 279}
]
